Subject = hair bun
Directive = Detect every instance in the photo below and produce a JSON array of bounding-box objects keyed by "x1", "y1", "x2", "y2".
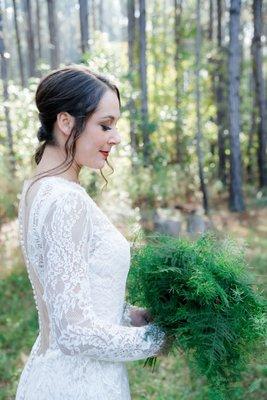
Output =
[{"x1": 37, "y1": 125, "x2": 48, "y2": 142}]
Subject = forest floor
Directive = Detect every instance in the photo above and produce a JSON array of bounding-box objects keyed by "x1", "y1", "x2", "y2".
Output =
[{"x1": 0, "y1": 193, "x2": 266, "y2": 399}]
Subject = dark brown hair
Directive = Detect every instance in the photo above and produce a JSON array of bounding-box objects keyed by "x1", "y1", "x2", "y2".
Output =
[{"x1": 26, "y1": 64, "x2": 121, "y2": 202}]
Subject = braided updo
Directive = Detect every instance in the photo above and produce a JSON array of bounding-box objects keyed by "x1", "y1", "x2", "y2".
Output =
[{"x1": 37, "y1": 125, "x2": 49, "y2": 142}]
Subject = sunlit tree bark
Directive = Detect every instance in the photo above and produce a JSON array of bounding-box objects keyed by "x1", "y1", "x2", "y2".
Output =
[
  {"x1": 79, "y1": 0, "x2": 89, "y2": 53},
  {"x1": 47, "y1": 0, "x2": 60, "y2": 69},
  {"x1": 195, "y1": 0, "x2": 209, "y2": 214},
  {"x1": 0, "y1": 1, "x2": 15, "y2": 176},
  {"x1": 127, "y1": 0, "x2": 138, "y2": 158},
  {"x1": 12, "y1": 0, "x2": 26, "y2": 87},
  {"x1": 139, "y1": 0, "x2": 150, "y2": 166},
  {"x1": 24, "y1": 0, "x2": 36, "y2": 77}
]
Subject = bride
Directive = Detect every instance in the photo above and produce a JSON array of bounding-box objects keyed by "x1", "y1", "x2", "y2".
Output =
[{"x1": 15, "y1": 65, "x2": 168, "y2": 400}]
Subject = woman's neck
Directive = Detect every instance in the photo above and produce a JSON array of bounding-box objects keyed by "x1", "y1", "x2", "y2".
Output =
[{"x1": 32, "y1": 144, "x2": 81, "y2": 183}]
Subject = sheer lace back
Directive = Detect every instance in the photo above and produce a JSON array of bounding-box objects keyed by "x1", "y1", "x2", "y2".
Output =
[
  {"x1": 18, "y1": 178, "x2": 51, "y2": 356},
  {"x1": 18, "y1": 177, "x2": 93, "y2": 357}
]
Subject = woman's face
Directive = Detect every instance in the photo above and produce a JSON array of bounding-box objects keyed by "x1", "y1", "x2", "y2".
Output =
[{"x1": 74, "y1": 89, "x2": 121, "y2": 170}]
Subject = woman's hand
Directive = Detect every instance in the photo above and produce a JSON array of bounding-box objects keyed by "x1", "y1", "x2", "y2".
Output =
[{"x1": 130, "y1": 307, "x2": 154, "y2": 327}]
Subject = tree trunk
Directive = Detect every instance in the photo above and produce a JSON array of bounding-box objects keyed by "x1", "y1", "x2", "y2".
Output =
[
  {"x1": 216, "y1": 0, "x2": 227, "y2": 185},
  {"x1": 99, "y1": 0, "x2": 104, "y2": 32},
  {"x1": 91, "y1": 0, "x2": 97, "y2": 33},
  {"x1": 127, "y1": 0, "x2": 137, "y2": 159},
  {"x1": 174, "y1": 0, "x2": 184, "y2": 164},
  {"x1": 247, "y1": 72, "x2": 257, "y2": 183},
  {"x1": 36, "y1": 0, "x2": 42, "y2": 60},
  {"x1": 252, "y1": 0, "x2": 267, "y2": 187},
  {"x1": 47, "y1": 0, "x2": 60, "y2": 69},
  {"x1": 228, "y1": 0, "x2": 245, "y2": 211},
  {"x1": 12, "y1": 0, "x2": 26, "y2": 87},
  {"x1": 151, "y1": 0, "x2": 159, "y2": 114},
  {"x1": 79, "y1": 0, "x2": 89, "y2": 54},
  {"x1": 0, "y1": 2, "x2": 15, "y2": 176},
  {"x1": 24, "y1": 0, "x2": 36, "y2": 77},
  {"x1": 195, "y1": 0, "x2": 209, "y2": 214},
  {"x1": 208, "y1": 0, "x2": 213, "y2": 41},
  {"x1": 139, "y1": 0, "x2": 150, "y2": 166}
]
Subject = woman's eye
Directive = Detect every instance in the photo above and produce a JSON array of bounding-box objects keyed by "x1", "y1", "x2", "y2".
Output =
[{"x1": 100, "y1": 124, "x2": 111, "y2": 131}]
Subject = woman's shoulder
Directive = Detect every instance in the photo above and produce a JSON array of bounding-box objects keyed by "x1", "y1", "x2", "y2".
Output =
[
  {"x1": 43, "y1": 176, "x2": 91, "y2": 206},
  {"x1": 25, "y1": 176, "x2": 88, "y2": 200},
  {"x1": 24, "y1": 176, "x2": 92, "y2": 224}
]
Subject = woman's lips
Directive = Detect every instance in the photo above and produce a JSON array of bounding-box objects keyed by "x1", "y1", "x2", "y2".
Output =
[{"x1": 100, "y1": 151, "x2": 109, "y2": 157}]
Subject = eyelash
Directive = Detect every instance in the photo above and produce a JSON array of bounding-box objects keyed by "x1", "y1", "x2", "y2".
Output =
[{"x1": 100, "y1": 124, "x2": 111, "y2": 131}]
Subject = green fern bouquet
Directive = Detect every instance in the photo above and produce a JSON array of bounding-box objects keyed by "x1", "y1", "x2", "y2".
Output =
[{"x1": 127, "y1": 231, "x2": 266, "y2": 396}]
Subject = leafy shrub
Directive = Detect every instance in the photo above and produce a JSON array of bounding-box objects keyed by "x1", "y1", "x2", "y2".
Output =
[{"x1": 127, "y1": 231, "x2": 267, "y2": 399}]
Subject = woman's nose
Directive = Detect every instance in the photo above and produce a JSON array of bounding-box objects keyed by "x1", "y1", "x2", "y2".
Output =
[{"x1": 109, "y1": 129, "x2": 121, "y2": 145}]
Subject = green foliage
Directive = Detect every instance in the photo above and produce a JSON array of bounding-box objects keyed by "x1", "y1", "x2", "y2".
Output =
[
  {"x1": 127, "y1": 231, "x2": 267, "y2": 398},
  {"x1": 0, "y1": 173, "x2": 19, "y2": 223},
  {"x1": 0, "y1": 267, "x2": 38, "y2": 399},
  {"x1": 125, "y1": 162, "x2": 198, "y2": 209}
]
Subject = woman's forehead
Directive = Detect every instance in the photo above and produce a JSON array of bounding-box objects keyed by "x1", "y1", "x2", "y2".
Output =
[{"x1": 95, "y1": 91, "x2": 120, "y2": 120}]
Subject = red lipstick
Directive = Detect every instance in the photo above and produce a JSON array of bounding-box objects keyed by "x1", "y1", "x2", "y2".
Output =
[{"x1": 100, "y1": 151, "x2": 109, "y2": 158}]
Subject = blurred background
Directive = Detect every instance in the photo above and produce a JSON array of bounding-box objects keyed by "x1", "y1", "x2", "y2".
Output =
[{"x1": 0, "y1": 0, "x2": 266, "y2": 399}]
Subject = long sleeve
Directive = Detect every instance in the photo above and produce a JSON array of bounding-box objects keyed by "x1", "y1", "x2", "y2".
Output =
[
  {"x1": 121, "y1": 302, "x2": 134, "y2": 326},
  {"x1": 41, "y1": 190, "x2": 166, "y2": 362}
]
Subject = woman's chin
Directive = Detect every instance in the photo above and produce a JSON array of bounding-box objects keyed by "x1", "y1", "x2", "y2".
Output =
[{"x1": 84, "y1": 156, "x2": 106, "y2": 169}]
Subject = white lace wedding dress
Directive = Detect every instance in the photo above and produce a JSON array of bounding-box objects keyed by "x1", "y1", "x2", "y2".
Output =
[{"x1": 15, "y1": 176, "x2": 165, "y2": 400}]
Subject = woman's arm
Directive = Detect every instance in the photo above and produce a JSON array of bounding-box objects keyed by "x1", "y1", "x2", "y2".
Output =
[{"x1": 41, "y1": 190, "x2": 166, "y2": 362}]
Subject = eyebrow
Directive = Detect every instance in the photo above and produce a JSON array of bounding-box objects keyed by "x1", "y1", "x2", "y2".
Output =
[{"x1": 100, "y1": 114, "x2": 120, "y2": 121}]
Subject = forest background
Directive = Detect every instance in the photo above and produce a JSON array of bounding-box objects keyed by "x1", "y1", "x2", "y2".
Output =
[{"x1": 0, "y1": 0, "x2": 266, "y2": 399}]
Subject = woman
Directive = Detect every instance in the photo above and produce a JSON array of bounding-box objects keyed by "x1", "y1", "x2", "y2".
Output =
[{"x1": 15, "y1": 65, "x2": 168, "y2": 400}]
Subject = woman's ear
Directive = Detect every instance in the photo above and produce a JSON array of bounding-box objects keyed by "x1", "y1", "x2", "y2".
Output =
[{"x1": 56, "y1": 112, "x2": 75, "y2": 137}]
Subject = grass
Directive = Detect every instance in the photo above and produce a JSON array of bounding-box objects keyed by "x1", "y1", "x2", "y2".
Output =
[{"x1": 0, "y1": 268, "x2": 38, "y2": 400}]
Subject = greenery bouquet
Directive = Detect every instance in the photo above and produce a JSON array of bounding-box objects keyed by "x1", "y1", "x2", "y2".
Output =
[{"x1": 127, "y1": 231, "x2": 266, "y2": 397}]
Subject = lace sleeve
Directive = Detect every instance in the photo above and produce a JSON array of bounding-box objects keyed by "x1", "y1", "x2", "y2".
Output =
[{"x1": 41, "y1": 190, "x2": 166, "y2": 362}]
